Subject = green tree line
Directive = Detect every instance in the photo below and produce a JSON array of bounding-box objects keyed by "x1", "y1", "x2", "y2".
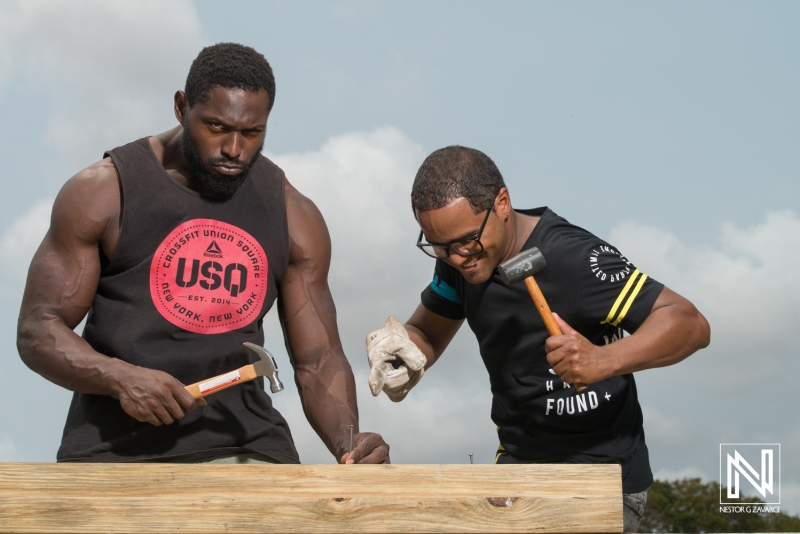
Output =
[{"x1": 639, "y1": 478, "x2": 800, "y2": 533}]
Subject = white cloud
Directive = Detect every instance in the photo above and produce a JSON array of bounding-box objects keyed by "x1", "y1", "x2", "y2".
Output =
[
  {"x1": 0, "y1": 198, "x2": 53, "y2": 283},
  {"x1": 354, "y1": 369, "x2": 497, "y2": 464},
  {"x1": 266, "y1": 347, "x2": 496, "y2": 466},
  {"x1": 612, "y1": 212, "x2": 800, "y2": 514},
  {"x1": 610, "y1": 210, "x2": 800, "y2": 390},
  {"x1": 266, "y1": 127, "x2": 434, "y2": 321},
  {"x1": 0, "y1": 0, "x2": 205, "y2": 171},
  {"x1": 642, "y1": 405, "x2": 702, "y2": 455},
  {"x1": 264, "y1": 128, "x2": 496, "y2": 464}
]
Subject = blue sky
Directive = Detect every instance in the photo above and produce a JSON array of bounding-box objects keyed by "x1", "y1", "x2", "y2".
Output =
[{"x1": 0, "y1": 0, "x2": 798, "y2": 516}]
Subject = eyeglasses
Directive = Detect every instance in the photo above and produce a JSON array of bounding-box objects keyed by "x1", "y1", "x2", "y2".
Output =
[{"x1": 416, "y1": 208, "x2": 492, "y2": 259}]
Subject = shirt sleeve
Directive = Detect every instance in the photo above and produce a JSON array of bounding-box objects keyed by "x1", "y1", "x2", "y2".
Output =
[
  {"x1": 568, "y1": 241, "x2": 664, "y2": 333},
  {"x1": 420, "y1": 260, "x2": 466, "y2": 320}
]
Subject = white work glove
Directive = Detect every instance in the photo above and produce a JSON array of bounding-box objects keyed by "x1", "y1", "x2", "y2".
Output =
[{"x1": 366, "y1": 316, "x2": 427, "y2": 402}]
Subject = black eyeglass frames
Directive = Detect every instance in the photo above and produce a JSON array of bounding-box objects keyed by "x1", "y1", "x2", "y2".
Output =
[{"x1": 416, "y1": 208, "x2": 492, "y2": 259}]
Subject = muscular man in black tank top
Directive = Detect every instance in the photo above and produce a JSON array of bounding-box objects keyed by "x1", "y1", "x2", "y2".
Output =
[{"x1": 16, "y1": 43, "x2": 389, "y2": 464}]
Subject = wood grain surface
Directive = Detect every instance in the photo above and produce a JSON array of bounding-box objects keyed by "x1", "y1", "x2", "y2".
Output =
[{"x1": 0, "y1": 462, "x2": 622, "y2": 533}]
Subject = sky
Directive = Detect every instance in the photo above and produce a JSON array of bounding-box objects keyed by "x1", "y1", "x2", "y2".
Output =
[{"x1": 0, "y1": 0, "x2": 798, "y2": 517}]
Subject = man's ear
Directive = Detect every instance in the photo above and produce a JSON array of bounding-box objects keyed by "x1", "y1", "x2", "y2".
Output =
[
  {"x1": 495, "y1": 187, "x2": 512, "y2": 220},
  {"x1": 174, "y1": 90, "x2": 188, "y2": 125}
]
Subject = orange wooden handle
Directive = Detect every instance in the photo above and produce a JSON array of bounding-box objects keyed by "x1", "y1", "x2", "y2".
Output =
[
  {"x1": 523, "y1": 277, "x2": 587, "y2": 392},
  {"x1": 184, "y1": 364, "x2": 258, "y2": 400},
  {"x1": 523, "y1": 277, "x2": 561, "y2": 336}
]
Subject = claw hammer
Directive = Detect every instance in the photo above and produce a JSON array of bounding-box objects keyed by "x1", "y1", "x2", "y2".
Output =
[
  {"x1": 498, "y1": 247, "x2": 587, "y2": 391},
  {"x1": 184, "y1": 343, "x2": 284, "y2": 404}
]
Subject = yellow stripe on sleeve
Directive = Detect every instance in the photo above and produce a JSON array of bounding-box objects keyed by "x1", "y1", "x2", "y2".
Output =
[
  {"x1": 612, "y1": 273, "x2": 649, "y2": 327},
  {"x1": 601, "y1": 269, "x2": 640, "y2": 324}
]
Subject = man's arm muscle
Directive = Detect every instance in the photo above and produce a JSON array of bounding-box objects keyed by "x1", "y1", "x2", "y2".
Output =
[
  {"x1": 605, "y1": 287, "x2": 710, "y2": 374},
  {"x1": 280, "y1": 180, "x2": 388, "y2": 463},
  {"x1": 18, "y1": 160, "x2": 120, "y2": 389},
  {"x1": 17, "y1": 159, "x2": 197, "y2": 426},
  {"x1": 546, "y1": 287, "x2": 711, "y2": 385}
]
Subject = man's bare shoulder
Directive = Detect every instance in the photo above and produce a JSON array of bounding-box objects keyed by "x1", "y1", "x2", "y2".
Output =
[
  {"x1": 61, "y1": 157, "x2": 119, "y2": 195},
  {"x1": 52, "y1": 157, "x2": 121, "y2": 245},
  {"x1": 285, "y1": 179, "x2": 323, "y2": 218},
  {"x1": 284, "y1": 178, "x2": 331, "y2": 267}
]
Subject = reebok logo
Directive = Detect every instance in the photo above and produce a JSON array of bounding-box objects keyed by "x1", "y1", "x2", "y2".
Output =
[{"x1": 204, "y1": 241, "x2": 223, "y2": 258}]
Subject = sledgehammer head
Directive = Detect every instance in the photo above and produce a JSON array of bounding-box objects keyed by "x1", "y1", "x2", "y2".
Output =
[{"x1": 498, "y1": 247, "x2": 546, "y2": 285}]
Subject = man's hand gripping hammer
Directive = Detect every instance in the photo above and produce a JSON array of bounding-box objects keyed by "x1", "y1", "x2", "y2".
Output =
[
  {"x1": 498, "y1": 247, "x2": 587, "y2": 391},
  {"x1": 184, "y1": 343, "x2": 284, "y2": 404}
]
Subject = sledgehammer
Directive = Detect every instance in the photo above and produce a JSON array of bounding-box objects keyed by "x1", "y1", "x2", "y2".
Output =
[
  {"x1": 184, "y1": 343, "x2": 284, "y2": 404},
  {"x1": 498, "y1": 247, "x2": 587, "y2": 391}
]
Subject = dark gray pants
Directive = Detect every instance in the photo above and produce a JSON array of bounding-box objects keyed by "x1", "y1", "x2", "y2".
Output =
[{"x1": 623, "y1": 490, "x2": 647, "y2": 532}]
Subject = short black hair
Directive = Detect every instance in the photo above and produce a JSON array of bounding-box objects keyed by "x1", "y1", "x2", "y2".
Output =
[
  {"x1": 411, "y1": 146, "x2": 506, "y2": 215},
  {"x1": 185, "y1": 43, "x2": 276, "y2": 110}
]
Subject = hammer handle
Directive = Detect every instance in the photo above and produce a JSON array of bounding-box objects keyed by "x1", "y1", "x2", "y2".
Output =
[
  {"x1": 523, "y1": 277, "x2": 561, "y2": 336},
  {"x1": 523, "y1": 277, "x2": 588, "y2": 392},
  {"x1": 184, "y1": 363, "x2": 258, "y2": 401}
]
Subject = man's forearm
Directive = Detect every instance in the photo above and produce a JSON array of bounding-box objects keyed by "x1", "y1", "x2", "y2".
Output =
[
  {"x1": 607, "y1": 301, "x2": 710, "y2": 377},
  {"x1": 404, "y1": 304, "x2": 463, "y2": 370},
  {"x1": 17, "y1": 314, "x2": 128, "y2": 395},
  {"x1": 404, "y1": 325, "x2": 440, "y2": 369},
  {"x1": 547, "y1": 287, "x2": 710, "y2": 386},
  {"x1": 294, "y1": 350, "x2": 359, "y2": 459}
]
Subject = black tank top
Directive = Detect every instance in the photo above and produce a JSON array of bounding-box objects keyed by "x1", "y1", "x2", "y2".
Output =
[{"x1": 56, "y1": 138, "x2": 300, "y2": 463}]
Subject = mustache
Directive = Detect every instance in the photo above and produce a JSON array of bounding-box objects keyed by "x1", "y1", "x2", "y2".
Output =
[{"x1": 207, "y1": 156, "x2": 248, "y2": 168}]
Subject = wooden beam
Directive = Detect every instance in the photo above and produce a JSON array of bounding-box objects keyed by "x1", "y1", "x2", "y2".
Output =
[{"x1": 0, "y1": 462, "x2": 622, "y2": 533}]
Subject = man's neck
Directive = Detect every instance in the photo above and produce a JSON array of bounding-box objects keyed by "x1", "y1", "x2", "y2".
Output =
[
  {"x1": 148, "y1": 127, "x2": 203, "y2": 193},
  {"x1": 509, "y1": 210, "x2": 540, "y2": 259}
]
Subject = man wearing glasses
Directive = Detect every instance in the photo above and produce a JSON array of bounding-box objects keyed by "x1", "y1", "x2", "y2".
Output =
[{"x1": 365, "y1": 145, "x2": 710, "y2": 532}]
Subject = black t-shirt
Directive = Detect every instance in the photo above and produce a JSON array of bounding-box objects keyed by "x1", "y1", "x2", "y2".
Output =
[{"x1": 420, "y1": 207, "x2": 663, "y2": 493}]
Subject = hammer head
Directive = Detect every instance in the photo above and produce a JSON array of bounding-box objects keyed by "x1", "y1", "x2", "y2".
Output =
[
  {"x1": 243, "y1": 342, "x2": 284, "y2": 394},
  {"x1": 498, "y1": 247, "x2": 546, "y2": 285}
]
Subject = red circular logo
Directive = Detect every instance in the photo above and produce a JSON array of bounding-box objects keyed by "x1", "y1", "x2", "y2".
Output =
[{"x1": 150, "y1": 219, "x2": 268, "y2": 334}]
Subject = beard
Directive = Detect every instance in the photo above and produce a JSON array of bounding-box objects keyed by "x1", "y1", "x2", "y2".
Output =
[{"x1": 180, "y1": 128, "x2": 263, "y2": 198}]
